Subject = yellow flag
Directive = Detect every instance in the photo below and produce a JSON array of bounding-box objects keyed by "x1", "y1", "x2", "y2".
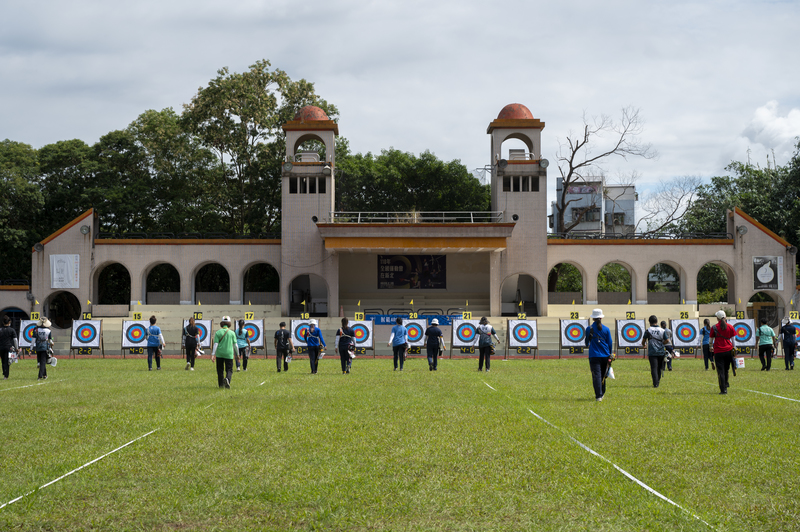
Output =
[
  {"x1": 410, "y1": 299, "x2": 414, "y2": 305},
  {"x1": 87, "y1": 300, "x2": 91, "y2": 305},
  {"x1": 466, "y1": 300, "x2": 469, "y2": 307},
  {"x1": 738, "y1": 298, "x2": 741, "y2": 304},
  {"x1": 627, "y1": 299, "x2": 631, "y2": 305},
  {"x1": 248, "y1": 301, "x2": 251, "y2": 305},
  {"x1": 137, "y1": 300, "x2": 141, "y2": 305},
  {"x1": 572, "y1": 300, "x2": 575, "y2": 305},
  {"x1": 198, "y1": 302, "x2": 202, "y2": 305},
  {"x1": 357, "y1": 300, "x2": 361, "y2": 307},
  {"x1": 35, "y1": 300, "x2": 39, "y2": 305},
  {"x1": 301, "y1": 300, "x2": 305, "y2": 305},
  {"x1": 518, "y1": 300, "x2": 523, "y2": 307},
  {"x1": 791, "y1": 299, "x2": 794, "y2": 305},
  {"x1": 682, "y1": 299, "x2": 685, "y2": 304}
]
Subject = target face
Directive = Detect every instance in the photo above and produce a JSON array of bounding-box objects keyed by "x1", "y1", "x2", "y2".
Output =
[
  {"x1": 401, "y1": 319, "x2": 426, "y2": 347},
  {"x1": 451, "y1": 319, "x2": 480, "y2": 347},
  {"x1": 291, "y1": 320, "x2": 313, "y2": 347},
  {"x1": 241, "y1": 320, "x2": 264, "y2": 347},
  {"x1": 670, "y1": 319, "x2": 700, "y2": 348},
  {"x1": 181, "y1": 320, "x2": 211, "y2": 347},
  {"x1": 71, "y1": 320, "x2": 102, "y2": 348},
  {"x1": 509, "y1": 320, "x2": 538, "y2": 347},
  {"x1": 122, "y1": 321, "x2": 150, "y2": 347},
  {"x1": 615, "y1": 319, "x2": 645, "y2": 348},
  {"x1": 351, "y1": 321, "x2": 373, "y2": 348},
  {"x1": 21, "y1": 322, "x2": 37, "y2": 346},
  {"x1": 792, "y1": 320, "x2": 800, "y2": 342},
  {"x1": 560, "y1": 319, "x2": 589, "y2": 348},
  {"x1": 729, "y1": 319, "x2": 755, "y2": 347}
]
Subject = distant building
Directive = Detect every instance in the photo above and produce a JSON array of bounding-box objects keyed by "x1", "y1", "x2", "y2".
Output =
[{"x1": 549, "y1": 177, "x2": 637, "y2": 235}]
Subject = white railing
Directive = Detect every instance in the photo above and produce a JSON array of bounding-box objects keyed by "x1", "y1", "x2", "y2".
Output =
[{"x1": 327, "y1": 211, "x2": 505, "y2": 223}]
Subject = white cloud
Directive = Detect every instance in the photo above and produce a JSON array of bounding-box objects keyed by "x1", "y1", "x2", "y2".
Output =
[{"x1": 740, "y1": 101, "x2": 800, "y2": 164}]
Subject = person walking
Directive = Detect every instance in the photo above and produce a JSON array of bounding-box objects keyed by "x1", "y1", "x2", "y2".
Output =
[
  {"x1": 0, "y1": 315, "x2": 19, "y2": 379},
  {"x1": 235, "y1": 320, "x2": 252, "y2": 371},
  {"x1": 274, "y1": 322, "x2": 293, "y2": 373},
  {"x1": 33, "y1": 318, "x2": 53, "y2": 380},
  {"x1": 304, "y1": 319, "x2": 326, "y2": 374},
  {"x1": 642, "y1": 315, "x2": 669, "y2": 388},
  {"x1": 388, "y1": 317, "x2": 408, "y2": 371},
  {"x1": 661, "y1": 320, "x2": 676, "y2": 371},
  {"x1": 335, "y1": 318, "x2": 356, "y2": 374},
  {"x1": 710, "y1": 310, "x2": 736, "y2": 394},
  {"x1": 146, "y1": 315, "x2": 166, "y2": 371},
  {"x1": 211, "y1": 316, "x2": 237, "y2": 388},
  {"x1": 424, "y1": 318, "x2": 446, "y2": 371},
  {"x1": 585, "y1": 309, "x2": 613, "y2": 401},
  {"x1": 779, "y1": 317, "x2": 797, "y2": 370},
  {"x1": 476, "y1": 317, "x2": 500, "y2": 372},
  {"x1": 701, "y1": 318, "x2": 715, "y2": 371},
  {"x1": 756, "y1": 318, "x2": 777, "y2": 371},
  {"x1": 183, "y1": 317, "x2": 200, "y2": 371}
]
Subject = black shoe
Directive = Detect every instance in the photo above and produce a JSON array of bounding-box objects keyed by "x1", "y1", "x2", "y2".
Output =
[
  {"x1": 761, "y1": 367, "x2": 766, "y2": 371},
  {"x1": 720, "y1": 391, "x2": 727, "y2": 395}
]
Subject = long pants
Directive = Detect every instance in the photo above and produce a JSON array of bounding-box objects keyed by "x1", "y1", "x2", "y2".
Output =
[
  {"x1": 479, "y1": 346, "x2": 492, "y2": 371},
  {"x1": 1, "y1": 350, "x2": 9, "y2": 378},
  {"x1": 276, "y1": 349, "x2": 289, "y2": 372},
  {"x1": 36, "y1": 350, "x2": 48, "y2": 379},
  {"x1": 216, "y1": 357, "x2": 233, "y2": 387},
  {"x1": 649, "y1": 355, "x2": 664, "y2": 387},
  {"x1": 783, "y1": 343, "x2": 796, "y2": 369},
  {"x1": 308, "y1": 346, "x2": 320, "y2": 373},
  {"x1": 339, "y1": 349, "x2": 351, "y2": 372},
  {"x1": 393, "y1": 345, "x2": 405, "y2": 370},
  {"x1": 426, "y1": 345, "x2": 439, "y2": 370},
  {"x1": 702, "y1": 344, "x2": 714, "y2": 369},
  {"x1": 715, "y1": 350, "x2": 734, "y2": 392},
  {"x1": 186, "y1": 340, "x2": 197, "y2": 368},
  {"x1": 147, "y1": 346, "x2": 160, "y2": 370},
  {"x1": 758, "y1": 344, "x2": 774, "y2": 370},
  {"x1": 239, "y1": 347, "x2": 249, "y2": 370},
  {"x1": 589, "y1": 357, "x2": 608, "y2": 399},
  {"x1": 234, "y1": 349, "x2": 241, "y2": 368}
]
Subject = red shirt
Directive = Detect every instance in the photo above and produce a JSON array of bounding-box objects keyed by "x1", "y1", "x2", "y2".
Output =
[{"x1": 710, "y1": 321, "x2": 736, "y2": 352}]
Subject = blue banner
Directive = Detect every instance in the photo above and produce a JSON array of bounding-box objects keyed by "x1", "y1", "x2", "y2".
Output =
[{"x1": 366, "y1": 314, "x2": 456, "y2": 326}]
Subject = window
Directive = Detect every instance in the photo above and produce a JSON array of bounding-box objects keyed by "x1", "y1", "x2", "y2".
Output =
[
  {"x1": 573, "y1": 208, "x2": 601, "y2": 222},
  {"x1": 318, "y1": 177, "x2": 326, "y2": 194},
  {"x1": 289, "y1": 177, "x2": 298, "y2": 194},
  {"x1": 503, "y1": 177, "x2": 511, "y2": 192},
  {"x1": 309, "y1": 177, "x2": 317, "y2": 194}
]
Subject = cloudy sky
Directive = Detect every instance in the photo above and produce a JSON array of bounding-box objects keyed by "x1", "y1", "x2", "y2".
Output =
[{"x1": 2, "y1": 0, "x2": 799, "y2": 207}]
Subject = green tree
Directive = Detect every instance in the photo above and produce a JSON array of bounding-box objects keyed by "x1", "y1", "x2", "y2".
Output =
[
  {"x1": 597, "y1": 263, "x2": 631, "y2": 292},
  {"x1": 547, "y1": 264, "x2": 582, "y2": 293},
  {"x1": 182, "y1": 59, "x2": 338, "y2": 234},
  {"x1": 38, "y1": 139, "x2": 97, "y2": 234}
]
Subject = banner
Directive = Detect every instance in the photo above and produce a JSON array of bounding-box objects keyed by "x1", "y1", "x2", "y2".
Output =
[
  {"x1": 378, "y1": 254, "x2": 446, "y2": 289},
  {"x1": 71, "y1": 320, "x2": 102, "y2": 348},
  {"x1": 122, "y1": 320, "x2": 150, "y2": 348},
  {"x1": 182, "y1": 320, "x2": 212, "y2": 348},
  {"x1": 451, "y1": 319, "x2": 480, "y2": 347},
  {"x1": 671, "y1": 319, "x2": 701, "y2": 348},
  {"x1": 508, "y1": 320, "x2": 538, "y2": 348},
  {"x1": 50, "y1": 254, "x2": 80, "y2": 289},
  {"x1": 291, "y1": 319, "x2": 313, "y2": 348},
  {"x1": 402, "y1": 319, "x2": 427, "y2": 347},
  {"x1": 616, "y1": 319, "x2": 645, "y2": 348},
  {"x1": 729, "y1": 318, "x2": 756, "y2": 348},
  {"x1": 18, "y1": 320, "x2": 38, "y2": 348},
  {"x1": 753, "y1": 256, "x2": 783, "y2": 291},
  {"x1": 560, "y1": 319, "x2": 589, "y2": 348},
  {"x1": 350, "y1": 320, "x2": 374, "y2": 349}
]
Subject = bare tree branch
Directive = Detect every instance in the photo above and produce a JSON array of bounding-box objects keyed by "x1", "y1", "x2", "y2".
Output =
[{"x1": 635, "y1": 175, "x2": 702, "y2": 234}]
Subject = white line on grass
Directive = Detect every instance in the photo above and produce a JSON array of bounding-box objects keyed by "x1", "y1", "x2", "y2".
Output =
[
  {"x1": 259, "y1": 381, "x2": 266, "y2": 386},
  {"x1": 691, "y1": 379, "x2": 800, "y2": 403},
  {"x1": 483, "y1": 382, "x2": 497, "y2": 391},
  {"x1": 0, "y1": 379, "x2": 64, "y2": 392},
  {"x1": 0, "y1": 429, "x2": 158, "y2": 510}
]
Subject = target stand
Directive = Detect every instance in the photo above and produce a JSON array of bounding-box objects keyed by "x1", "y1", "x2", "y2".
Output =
[
  {"x1": 507, "y1": 319, "x2": 538, "y2": 358},
  {"x1": 615, "y1": 319, "x2": 645, "y2": 357},
  {"x1": 559, "y1": 319, "x2": 589, "y2": 358},
  {"x1": 70, "y1": 320, "x2": 105, "y2": 358}
]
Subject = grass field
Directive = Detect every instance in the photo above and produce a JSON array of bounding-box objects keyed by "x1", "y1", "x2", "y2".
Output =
[{"x1": 1, "y1": 354, "x2": 799, "y2": 531}]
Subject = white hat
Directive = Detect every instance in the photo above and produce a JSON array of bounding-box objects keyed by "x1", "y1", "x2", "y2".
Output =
[
  {"x1": 590, "y1": 309, "x2": 604, "y2": 319},
  {"x1": 431, "y1": 318, "x2": 439, "y2": 325},
  {"x1": 221, "y1": 315, "x2": 232, "y2": 323},
  {"x1": 783, "y1": 316, "x2": 791, "y2": 324},
  {"x1": 309, "y1": 319, "x2": 317, "y2": 325},
  {"x1": 715, "y1": 310, "x2": 726, "y2": 320},
  {"x1": 39, "y1": 318, "x2": 51, "y2": 328}
]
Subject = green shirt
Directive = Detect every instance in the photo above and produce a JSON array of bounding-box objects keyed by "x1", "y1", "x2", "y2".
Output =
[
  {"x1": 213, "y1": 327, "x2": 238, "y2": 359},
  {"x1": 757, "y1": 325, "x2": 776, "y2": 345}
]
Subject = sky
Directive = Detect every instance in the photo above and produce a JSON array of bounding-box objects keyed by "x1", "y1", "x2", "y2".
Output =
[{"x1": 2, "y1": 0, "x2": 799, "y2": 211}]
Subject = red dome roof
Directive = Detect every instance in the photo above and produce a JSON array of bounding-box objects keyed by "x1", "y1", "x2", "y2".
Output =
[
  {"x1": 497, "y1": 103, "x2": 533, "y2": 120},
  {"x1": 294, "y1": 105, "x2": 329, "y2": 121}
]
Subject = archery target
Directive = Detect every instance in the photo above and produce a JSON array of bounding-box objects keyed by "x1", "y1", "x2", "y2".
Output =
[
  {"x1": 452, "y1": 319, "x2": 480, "y2": 347},
  {"x1": 509, "y1": 320, "x2": 538, "y2": 347},
  {"x1": 402, "y1": 319, "x2": 426, "y2": 347},
  {"x1": 560, "y1": 319, "x2": 589, "y2": 348},
  {"x1": 18, "y1": 320, "x2": 37, "y2": 347},
  {"x1": 183, "y1": 320, "x2": 212, "y2": 347},
  {"x1": 242, "y1": 320, "x2": 264, "y2": 347},
  {"x1": 729, "y1": 319, "x2": 755, "y2": 347},
  {"x1": 671, "y1": 319, "x2": 700, "y2": 348},
  {"x1": 351, "y1": 321, "x2": 373, "y2": 348},
  {"x1": 617, "y1": 319, "x2": 645, "y2": 348},
  {"x1": 291, "y1": 320, "x2": 313, "y2": 347},
  {"x1": 71, "y1": 320, "x2": 102, "y2": 348},
  {"x1": 122, "y1": 321, "x2": 149, "y2": 348},
  {"x1": 791, "y1": 320, "x2": 800, "y2": 344}
]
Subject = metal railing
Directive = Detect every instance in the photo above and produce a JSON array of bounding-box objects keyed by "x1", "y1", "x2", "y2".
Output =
[
  {"x1": 547, "y1": 231, "x2": 733, "y2": 240},
  {"x1": 328, "y1": 211, "x2": 505, "y2": 223},
  {"x1": 96, "y1": 232, "x2": 281, "y2": 240}
]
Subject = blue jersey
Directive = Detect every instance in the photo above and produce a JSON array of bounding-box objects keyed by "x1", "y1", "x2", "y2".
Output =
[
  {"x1": 146, "y1": 325, "x2": 162, "y2": 347},
  {"x1": 391, "y1": 324, "x2": 408, "y2": 346}
]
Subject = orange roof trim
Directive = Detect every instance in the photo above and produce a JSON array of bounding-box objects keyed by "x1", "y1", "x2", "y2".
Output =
[
  {"x1": 735, "y1": 208, "x2": 791, "y2": 247},
  {"x1": 37, "y1": 208, "x2": 94, "y2": 249}
]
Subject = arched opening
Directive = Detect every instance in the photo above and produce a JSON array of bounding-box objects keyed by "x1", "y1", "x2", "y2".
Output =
[
  {"x1": 697, "y1": 263, "x2": 730, "y2": 304},
  {"x1": 243, "y1": 263, "x2": 280, "y2": 305},
  {"x1": 0, "y1": 307, "x2": 29, "y2": 334},
  {"x1": 295, "y1": 135, "x2": 328, "y2": 161},
  {"x1": 195, "y1": 264, "x2": 230, "y2": 305},
  {"x1": 748, "y1": 292, "x2": 782, "y2": 327},
  {"x1": 501, "y1": 274, "x2": 541, "y2": 316},
  {"x1": 43, "y1": 291, "x2": 81, "y2": 330},
  {"x1": 648, "y1": 263, "x2": 680, "y2": 304},
  {"x1": 146, "y1": 263, "x2": 180, "y2": 305},
  {"x1": 290, "y1": 274, "x2": 329, "y2": 316},
  {"x1": 97, "y1": 263, "x2": 131, "y2": 305},
  {"x1": 597, "y1": 263, "x2": 633, "y2": 304},
  {"x1": 547, "y1": 263, "x2": 583, "y2": 305}
]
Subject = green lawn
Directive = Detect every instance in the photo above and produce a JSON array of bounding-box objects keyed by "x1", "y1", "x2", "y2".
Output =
[{"x1": 1, "y1": 355, "x2": 798, "y2": 531}]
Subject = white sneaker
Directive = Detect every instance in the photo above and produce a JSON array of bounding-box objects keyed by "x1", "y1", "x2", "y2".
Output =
[
  {"x1": 190, "y1": 367, "x2": 194, "y2": 371},
  {"x1": 185, "y1": 362, "x2": 191, "y2": 370}
]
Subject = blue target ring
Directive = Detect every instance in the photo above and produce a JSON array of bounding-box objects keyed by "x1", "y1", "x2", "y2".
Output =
[
  {"x1": 126, "y1": 324, "x2": 147, "y2": 344},
  {"x1": 23, "y1": 323, "x2": 37, "y2": 344},
  {"x1": 75, "y1": 323, "x2": 98, "y2": 344},
  {"x1": 295, "y1": 324, "x2": 311, "y2": 343},
  {"x1": 243, "y1": 323, "x2": 260, "y2": 343},
  {"x1": 734, "y1": 323, "x2": 752, "y2": 343},
  {"x1": 564, "y1": 323, "x2": 586, "y2": 343},
  {"x1": 621, "y1": 323, "x2": 643, "y2": 343},
  {"x1": 512, "y1": 323, "x2": 534, "y2": 344},
  {"x1": 676, "y1": 323, "x2": 697, "y2": 343},
  {"x1": 406, "y1": 323, "x2": 424, "y2": 342},
  {"x1": 456, "y1": 323, "x2": 477, "y2": 343},
  {"x1": 352, "y1": 324, "x2": 370, "y2": 345}
]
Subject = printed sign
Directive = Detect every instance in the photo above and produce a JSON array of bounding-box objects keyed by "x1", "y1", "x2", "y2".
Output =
[
  {"x1": 378, "y1": 255, "x2": 446, "y2": 289},
  {"x1": 50, "y1": 254, "x2": 80, "y2": 289},
  {"x1": 753, "y1": 256, "x2": 783, "y2": 291}
]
